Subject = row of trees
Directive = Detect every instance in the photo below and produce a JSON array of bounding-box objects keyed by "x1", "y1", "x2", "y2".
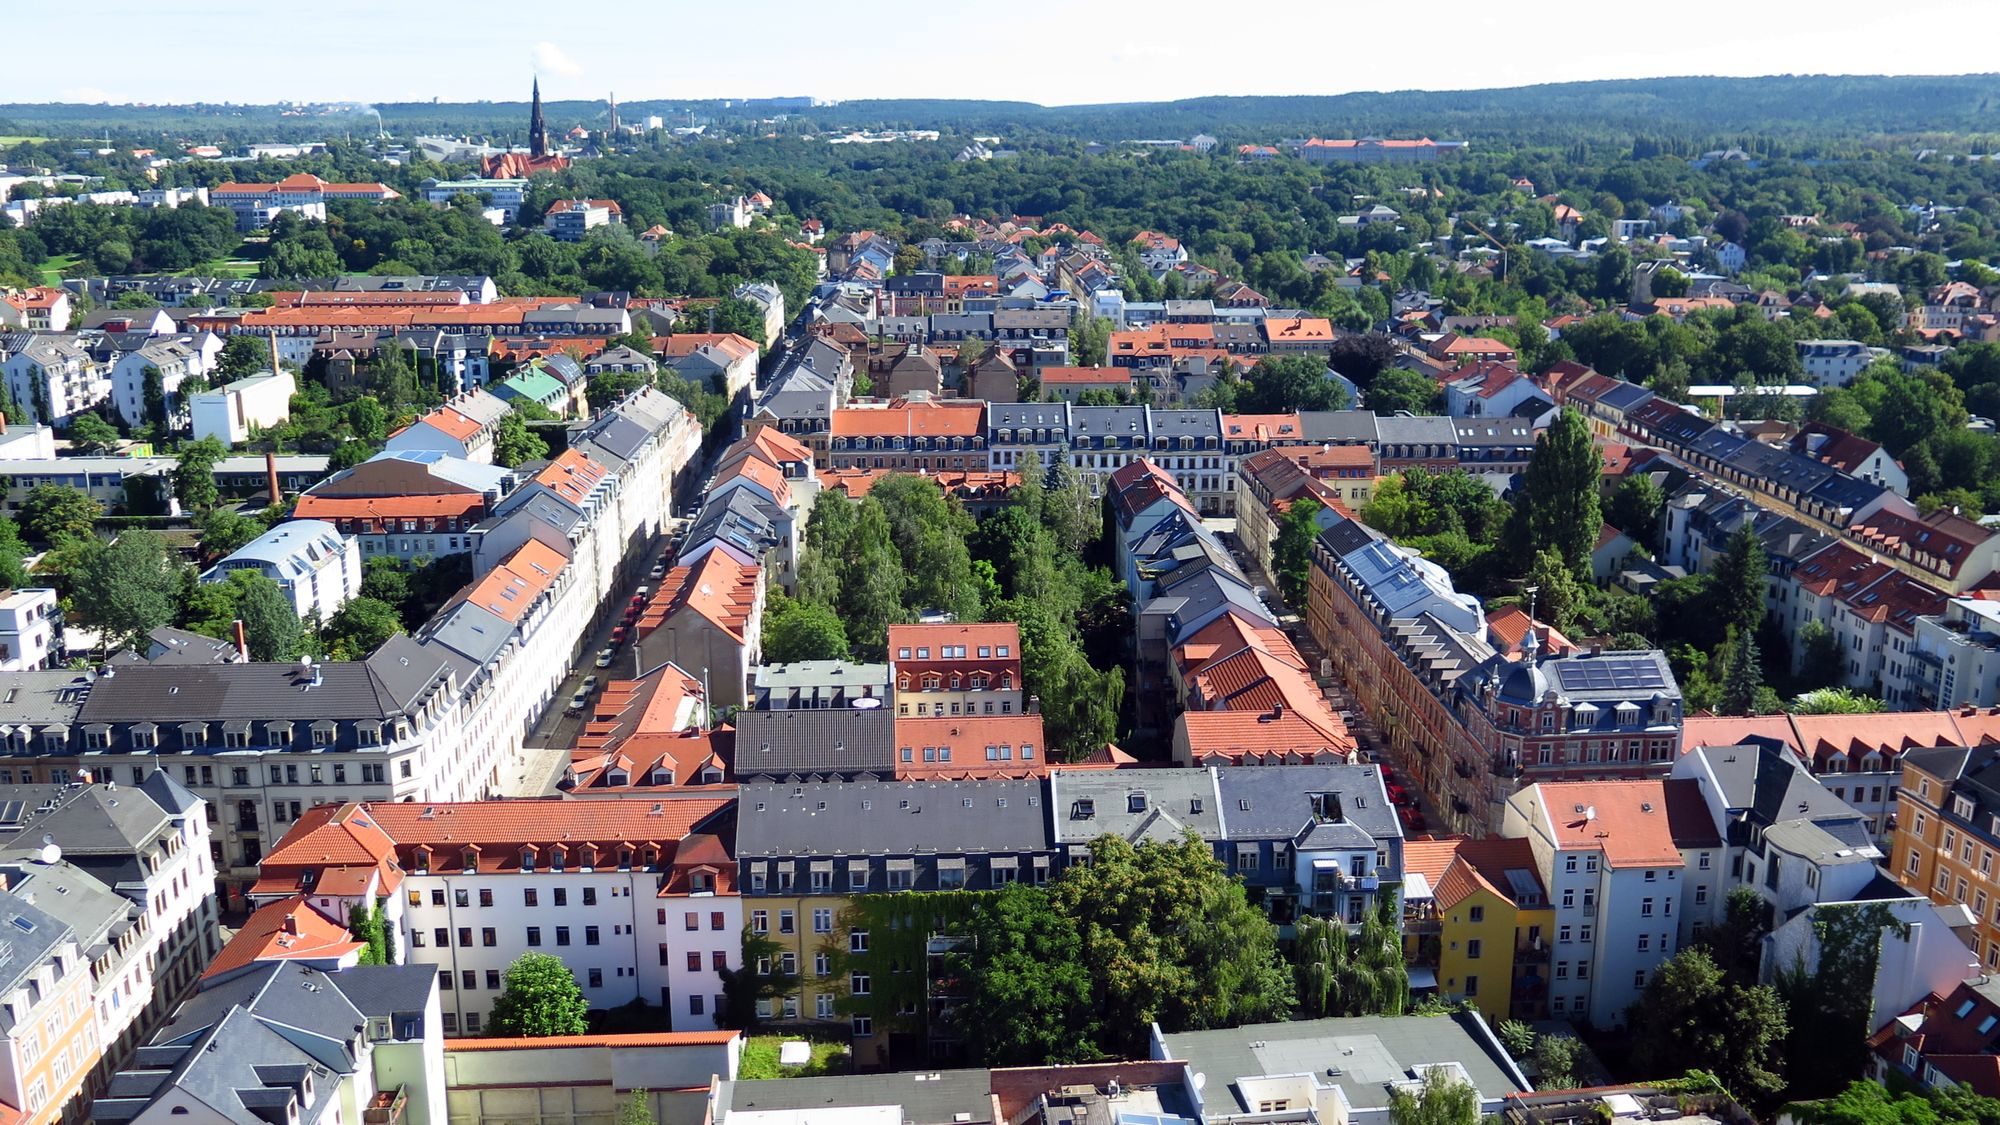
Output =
[{"x1": 787, "y1": 462, "x2": 1129, "y2": 756}]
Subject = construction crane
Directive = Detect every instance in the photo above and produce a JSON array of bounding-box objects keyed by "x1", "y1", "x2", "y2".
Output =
[{"x1": 1457, "y1": 215, "x2": 1508, "y2": 284}]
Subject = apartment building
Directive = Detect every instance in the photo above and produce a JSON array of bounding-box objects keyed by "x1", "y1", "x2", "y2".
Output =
[
  {"x1": 1402, "y1": 837, "x2": 1553, "y2": 1025},
  {"x1": 0, "y1": 590, "x2": 59, "y2": 672},
  {"x1": 293, "y1": 449, "x2": 519, "y2": 561},
  {"x1": 107, "y1": 339, "x2": 207, "y2": 429},
  {"x1": 0, "y1": 891, "x2": 97, "y2": 1124},
  {"x1": 824, "y1": 400, "x2": 989, "y2": 473},
  {"x1": 200, "y1": 519, "x2": 363, "y2": 622},
  {"x1": 92, "y1": 961, "x2": 444, "y2": 1125},
  {"x1": 637, "y1": 554, "x2": 765, "y2": 710},
  {"x1": 253, "y1": 798, "x2": 739, "y2": 1035},
  {"x1": 887, "y1": 623, "x2": 1023, "y2": 718},
  {"x1": 2, "y1": 337, "x2": 108, "y2": 425},
  {"x1": 1910, "y1": 596, "x2": 2000, "y2": 708},
  {"x1": 1891, "y1": 745, "x2": 2000, "y2": 973},
  {"x1": 1233, "y1": 445, "x2": 1373, "y2": 581},
  {"x1": 1500, "y1": 779, "x2": 1722, "y2": 1028},
  {"x1": 384, "y1": 391, "x2": 513, "y2": 465},
  {"x1": 0, "y1": 776, "x2": 220, "y2": 1103},
  {"x1": 735, "y1": 777, "x2": 1057, "y2": 1066},
  {"x1": 209, "y1": 173, "x2": 401, "y2": 231}
]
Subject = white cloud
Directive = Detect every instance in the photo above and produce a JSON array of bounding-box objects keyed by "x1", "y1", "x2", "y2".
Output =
[{"x1": 532, "y1": 41, "x2": 583, "y2": 79}]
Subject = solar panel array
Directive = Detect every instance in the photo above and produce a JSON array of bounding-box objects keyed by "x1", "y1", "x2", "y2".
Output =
[{"x1": 1553, "y1": 657, "x2": 1669, "y2": 694}]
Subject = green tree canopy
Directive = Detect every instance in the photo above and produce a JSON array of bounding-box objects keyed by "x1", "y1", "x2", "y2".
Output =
[
  {"x1": 955, "y1": 883, "x2": 1098, "y2": 1065},
  {"x1": 760, "y1": 592, "x2": 851, "y2": 663},
  {"x1": 1366, "y1": 367, "x2": 1441, "y2": 416},
  {"x1": 73, "y1": 531, "x2": 182, "y2": 652},
  {"x1": 487, "y1": 952, "x2": 590, "y2": 1037},
  {"x1": 1505, "y1": 408, "x2": 1601, "y2": 576},
  {"x1": 493, "y1": 412, "x2": 550, "y2": 468},
  {"x1": 66, "y1": 413, "x2": 120, "y2": 454},
  {"x1": 1628, "y1": 947, "x2": 1788, "y2": 1101},
  {"x1": 1273, "y1": 498, "x2": 1323, "y2": 610},
  {"x1": 172, "y1": 436, "x2": 226, "y2": 514},
  {"x1": 1044, "y1": 833, "x2": 1293, "y2": 1057},
  {"x1": 18, "y1": 484, "x2": 101, "y2": 545},
  {"x1": 1387, "y1": 1067, "x2": 1480, "y2": 1125}
]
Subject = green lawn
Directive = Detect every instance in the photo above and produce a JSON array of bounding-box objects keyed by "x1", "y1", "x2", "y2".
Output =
[
  {"x1": 35, "y1": 255, "x2": 78, "y2": 286},
  {"x1": 0, "y1": 136, "x2": 50, "y2": 146},
  {"x1": 736, "y1": 1035, "x2": 850, "y2": 1080}
]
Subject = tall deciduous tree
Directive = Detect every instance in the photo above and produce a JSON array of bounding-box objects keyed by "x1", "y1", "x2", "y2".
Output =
[
  {"x1": 487, "y1": 952, "x2": 590, "y2": 1037},
  {"x1": 956, "y1": 883, "x2": 1098, "y2": 1065},
  {"x1": 1292, "y1": 895, "x2": 1408, "y2": 1018},
  {"x1": 234, "y1": 572, "x2": 304, "y2": 661},
  {"x1": 73, "y1": 531, "x2": 181, "y2": 652},
  {"x1": 1045, "y1": 834, "x2": 1293, "y2": 1057},
  {"x1": 18, "y1": 484, "x2": 101, "y2": 544},
  {"x1": 761, "y1": 593, "x2": 851, "y2": 663},
  {"x1": 1273, "y1": 498, "x2": 1323, "y2": 610},
  {"x1": 172, "y1": 436, "x2": 226, "y2": 514},
  {"x1": 1506, "y1": 408, "x2": 1601, "y2": 577},
  {"x1": 66, "y1": 413, "x2": 120, "y2": 454},
  {"x1": 1628, "y1": 948, "x2": 1788, "y2": 1101},
  {"x1": 493, "y1": 412, "x2": 549, "y2": 468}
]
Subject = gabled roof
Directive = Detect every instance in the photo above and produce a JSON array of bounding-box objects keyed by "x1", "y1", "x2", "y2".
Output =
[
  {"x1": 640, "y1": 552, "x2": 761, "y2": 643},
  {"x1": 202, "y1": 896, "x2": 365, "y2": 979}
]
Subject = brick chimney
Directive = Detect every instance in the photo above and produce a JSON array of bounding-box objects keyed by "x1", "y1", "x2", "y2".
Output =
[
  {"x1": 281, "y1": 912, "x2": 298, "y2": 936},
  {"x1": 265, "y1": 450, "x2": 282, "y2": 506},
  {"x1": 232, "y1": 619, "x2": 249, "y2": 659}
]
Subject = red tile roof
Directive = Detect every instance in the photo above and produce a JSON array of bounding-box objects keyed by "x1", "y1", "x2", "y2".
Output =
[
  {"x1": 639, "y1": 552, "x2": 761, "y2": 643},
  {"x1": 454, "y1": 539, "x2": 568, "y2": 626},
  {"x1": 532, "y1": 449, "x2": 612, "y2": 506},
  {"x1": 1533, "y1": 778, "x2": 1717, "y2": 864},
  {"x1": 829, "y1": 400, "x2": 985, "y2": 439},
  {"x1": 893, "y1": 716, "x2": 1050, "y2": 779},
  {"x1": 204, "y1": 896, "x2": 365, "y2": 979},
  {"x1": 660, "y1": 333, "x2": 758, "y2": 362},
  {"x1": 571, "y1": 665, "x2": 736, "y2": 793}
]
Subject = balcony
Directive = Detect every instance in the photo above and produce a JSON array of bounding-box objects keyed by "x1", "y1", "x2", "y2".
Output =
[
  {"x1": 365, "y1": 1086, "x2": 408, "y2": 1125},
  {"x1": 1515, "y1": 940, "x2": 1548, "y2": 967}
]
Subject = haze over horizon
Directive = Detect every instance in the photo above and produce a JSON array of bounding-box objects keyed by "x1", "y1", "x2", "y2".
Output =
[{"x1": 10, "y1": 0, "x2": 2000, "y2": 108}]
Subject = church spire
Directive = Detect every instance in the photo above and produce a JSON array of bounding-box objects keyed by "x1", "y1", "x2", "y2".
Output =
[{"x1": 529, "y1": 77, "x2": 548, "y2": 159}]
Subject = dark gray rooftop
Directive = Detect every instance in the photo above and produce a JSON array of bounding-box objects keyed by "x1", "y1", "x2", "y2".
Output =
[
  {"x1": 728, "y1": 1070, "x2": 994, "y2": 1125},
  {"x1": 1050, "y1": 769, "x2": 1223, "y2": 843},
  {"x1": 733, "y1": 708, "x2": 896, "y2": 778},
  {"x1": 1215, "y1": 765, "x2": 1402, "y2": 842},
  {"x1": 79, "y1": 635, "x2": 449, "y2": 724},
  {"x1": 736, "y1": 778, "x2": 1051, "y2": 857}
]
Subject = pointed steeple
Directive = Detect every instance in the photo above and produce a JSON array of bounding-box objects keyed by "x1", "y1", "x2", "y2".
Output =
[{"x1": 529, "y1": 77, "x2": 548, "y2": 159}]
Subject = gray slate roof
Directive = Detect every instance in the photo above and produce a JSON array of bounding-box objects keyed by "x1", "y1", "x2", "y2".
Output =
[
  {"x1": 732, "y1": 708, "x2": 896, "y2": 778},
  {"x1": 1214, "y1": 765, "x2": 1402, "y2": 842},
  {"x1": 737, "y1": 778, "x2": 1051, "y2": 857},
  {"x1": 1050, "y1": 769, "x2": 1223, "y2": 843},
  {"x1": 1159, "y1": 1013, "x2": 1528, "y2": 1116},
  {"x1": 78, "y1": 635, "x2": 449, "y2": 724},
  {"x1": 727, "y1": 1071, "x2": 994, "y2": 1125}
]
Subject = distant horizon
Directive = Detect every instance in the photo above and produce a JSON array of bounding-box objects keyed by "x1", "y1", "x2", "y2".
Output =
[
  {"x1": 7, "y1": 71, "x2": 2000, "y2": 114},
  {"x1": 10, "y1": 0, "x2": 2000, "y2": 107}
]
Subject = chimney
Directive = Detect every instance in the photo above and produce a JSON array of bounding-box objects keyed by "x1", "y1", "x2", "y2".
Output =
[
  {"x1": 281, "y1": 913, "x2": 298, "y2": 936},
  {"x1": 267, "y1": 328, "x2": 281, "y2": 375},
  {"x1": 265, "y1": 450, "x2": 283, "y2": 506},
  {"x1": 232, "y1": 619, "x2": 248, "y2": 658}
]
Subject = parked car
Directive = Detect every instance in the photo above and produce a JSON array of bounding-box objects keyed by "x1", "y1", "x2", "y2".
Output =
[
  {"x1": 648, "y1": 561, "x2": 667, "y2": 580},
  {"x1": 595, "y1": 647, "x2": 615, "y2": 668},
  {"x1": 565, "y1": 689, "x2": 589, "y2": 713},
  {"x1": 580, "y1": 675, "x2": 599, "y2": 695},
  {"x1": 610, "y1": 625, "x2": 629, "y2": 645}
]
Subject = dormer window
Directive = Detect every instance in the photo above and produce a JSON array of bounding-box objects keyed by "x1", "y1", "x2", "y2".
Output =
[
  {"x1": 461, "y1": 848, "x2": 478, "y2": 873},
  {"x1": 1128, "y1": 792, "x2": 1148, "y2": 813},
  {"x1": 619, "y1": 847, "x2": 635, "y2": 870},
  {"x1": 650, "y1": 768, "x2": 672, "y2": 786},
  {"x1": 519, "y1": 847, "x2": 537, "y2": 872},
  {"x1": 1956, "y1": 795, "x2": 1976, "y2": 820}
]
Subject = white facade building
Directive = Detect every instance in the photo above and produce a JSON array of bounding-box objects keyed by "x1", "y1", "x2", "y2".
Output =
[
  {"x1": 0, "y1": 589, "x2": 59, "y2": 671},
  {"x1": 1501, "y1": 779, "x2": 1722, "y2": 1029},
  {"x1": 202, "y1": 519, "x2": 362, "y2": 623},
  {"x1": 190, "y1": 368, "x2": 297, "y2": 448},
  {"x1": 3, "y1": 336, "x2": 109, "y2": 424},
  {"x1": 108, "y1": 340, "x2": 209, "y2": 429}
]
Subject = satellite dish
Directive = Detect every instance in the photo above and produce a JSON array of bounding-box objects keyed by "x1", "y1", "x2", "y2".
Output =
[{"x1": 37, "y1": 843, "x2": 60, "y2": 865}]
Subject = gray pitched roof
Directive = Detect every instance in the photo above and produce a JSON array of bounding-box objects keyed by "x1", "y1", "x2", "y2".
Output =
[
  {"x1": 1050, "y1": 769, "x2": 1223, "y2": 843},
  {"x1": 78, "y1": 635, "x2": 449, "y2": 724},
  {"x1": 1214, "y1": 765, "x2": 1402, "y2": 842},
  {"x1": 732, "y1": 708, "x2": 895, "y2": 778},
  {"x1": 736, "y1": 778, "x2": 1051, "y2": 857}
]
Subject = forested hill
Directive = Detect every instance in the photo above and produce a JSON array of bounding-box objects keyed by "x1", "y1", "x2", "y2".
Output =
[
  {"x1": 8, "y1": 74, "x2": 2000, "y2": 147},
  {"x1": 803, "y1": 75, "x2": 2000, "y2": 142}
]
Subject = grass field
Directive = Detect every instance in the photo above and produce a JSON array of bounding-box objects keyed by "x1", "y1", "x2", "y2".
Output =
[
  {"x1": 35, "y1": 255, "x2": 78, "y2": 286},
  {"x1": 0, "y1": 136, "x2": 50, "y2": 146},
  {"x1": 736, "y1": 1035, "x2": 851, "y2": 1080}
]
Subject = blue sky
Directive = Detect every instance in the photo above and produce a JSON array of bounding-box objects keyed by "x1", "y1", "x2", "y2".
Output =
[{"x1": 9, "y1": 0, "x2": 2000, "y2": 106}]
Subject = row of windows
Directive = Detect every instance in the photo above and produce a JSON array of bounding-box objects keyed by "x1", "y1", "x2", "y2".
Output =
[{"x1": 901, "y1": 700, "x2": 1014, "y2": 716}]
